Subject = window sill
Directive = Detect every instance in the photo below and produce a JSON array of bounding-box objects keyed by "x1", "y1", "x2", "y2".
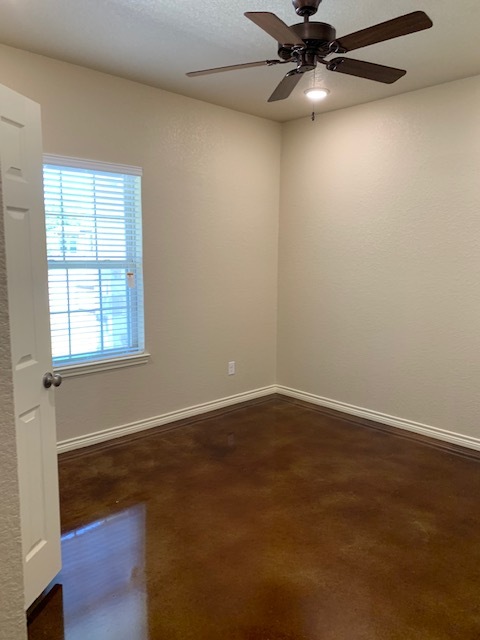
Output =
[{"x1": 55, "y1": 353, "x2": 151, "y2": 378}]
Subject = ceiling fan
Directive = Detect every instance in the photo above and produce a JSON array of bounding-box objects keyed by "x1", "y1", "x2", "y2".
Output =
[{"x1": 186, "y1": 0, "x2": 433, "y2": 102}]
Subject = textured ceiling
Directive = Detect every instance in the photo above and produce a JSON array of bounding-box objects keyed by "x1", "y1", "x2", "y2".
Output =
[{"x1": 0, "y1": 0, "x2": 479, "y2": 122}]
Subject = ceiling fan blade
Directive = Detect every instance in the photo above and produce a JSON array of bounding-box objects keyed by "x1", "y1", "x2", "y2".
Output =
[
  {"x1": 186, "y1": 60, "x2": 270, "y2": 77},
  {"x1": 245, "y1": 12, "x2": 304, "y2": 46},
  {"x1": 334, "y1": 11, "x2": 433, "y2": 53},
  {"x1": 327, "y1": 58, "x2": 406, "y2": 84},
  {"x1": 268, "y1": 71, "x2": 303, "y2": 102}
]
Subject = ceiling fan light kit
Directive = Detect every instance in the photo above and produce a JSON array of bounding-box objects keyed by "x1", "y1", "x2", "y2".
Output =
[
  {"x1": 304, "y1": 87, "x2": 329, "y2": 101},
  {"x1": 186, "y1": 0, "x2": 432, "y2": 107}
]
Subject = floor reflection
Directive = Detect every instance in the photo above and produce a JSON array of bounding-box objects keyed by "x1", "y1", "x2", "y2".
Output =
[
  {"x1": 30, "y1": 399, "x2": 480, "y2": 639},
  {"x1": 60, "y1": 504, "x2": 148, "y2": 640}
]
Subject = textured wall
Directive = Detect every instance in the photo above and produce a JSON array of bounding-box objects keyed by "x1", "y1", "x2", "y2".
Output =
[
  {"x1": 0, "y1": 168, "x2": 27, "y2": 638},
  {"x1": 278, "y1": 75, "x2": 480, "y2": 439},
  {"x1": 3, "y1": 41, "x2": 480, "y2": 451},
  {"x1": 0, "y1": 45, "x2": 280, "y2": 443}
]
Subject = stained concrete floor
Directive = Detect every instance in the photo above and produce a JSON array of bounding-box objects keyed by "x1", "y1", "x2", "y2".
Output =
[{"x1": 28, "y1": 397, "x2": 480, "y2": 639}]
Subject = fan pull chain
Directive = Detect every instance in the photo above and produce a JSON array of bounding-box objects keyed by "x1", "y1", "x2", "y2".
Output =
[{"x1": 311, "y1": 67, "x2": 318, "y2": 121}]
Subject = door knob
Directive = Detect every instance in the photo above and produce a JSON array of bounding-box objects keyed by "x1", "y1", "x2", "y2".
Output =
[{"x1": 43, "y1": 372, "x2": 63, "y2": 389}]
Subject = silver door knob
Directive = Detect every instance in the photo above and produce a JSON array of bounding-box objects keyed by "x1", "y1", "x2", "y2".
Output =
[{"x1": 43, "y1": 372, "x2": 63, "y2": 389}]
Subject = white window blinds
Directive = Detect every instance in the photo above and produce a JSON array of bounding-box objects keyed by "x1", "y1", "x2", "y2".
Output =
[{"x1": 43, "y1": 156, "x2": 145, "y2": 368}]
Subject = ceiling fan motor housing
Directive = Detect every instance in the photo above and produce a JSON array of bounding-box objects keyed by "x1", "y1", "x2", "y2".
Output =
[
  {"x1": 292, "y1": 0, "x2": 322, "y2": 17},
  {"x1": 277, "y1": 21, "x2": 336, "y2": 59}
]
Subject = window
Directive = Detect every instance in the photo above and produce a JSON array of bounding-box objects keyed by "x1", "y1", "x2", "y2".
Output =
[{"x1": 43, "y1": 156, "x2": 145, "y2": 373}]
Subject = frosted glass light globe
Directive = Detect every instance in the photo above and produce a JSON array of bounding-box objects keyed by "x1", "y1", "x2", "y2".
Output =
[{"x1": 304, "y1": 88, "x2": 330, "y2": 101}]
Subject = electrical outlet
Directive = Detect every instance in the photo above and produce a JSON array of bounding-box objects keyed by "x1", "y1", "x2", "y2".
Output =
[{"x1": 228, "y1": 361, "x2": 236, "y2": 375}]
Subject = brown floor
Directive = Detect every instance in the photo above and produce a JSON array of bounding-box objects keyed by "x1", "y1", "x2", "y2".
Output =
[{"x1": 28, "y1": 397, "x2": 480, "y2": 640}]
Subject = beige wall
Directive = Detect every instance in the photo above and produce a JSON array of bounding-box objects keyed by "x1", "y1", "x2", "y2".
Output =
[
  {"x1": 278, "y1": 75, "x2": 480, "y2": 439},
  {"x1": 0, "y1": 173, "x2": 27, "y2": 638},
  {"x1": 0, "y1": 45, "x2": 281, "y2": 443},
  {"x1": 1, "y1": 43, "x2": 480, "y2": 450}
]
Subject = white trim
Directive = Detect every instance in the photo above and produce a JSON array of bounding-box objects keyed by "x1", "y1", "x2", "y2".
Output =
[
  {"x1": 57, "y1": 385, "x2": 276, "y2": 453},
  {"x1": 55, "y1": 352, "x2": 151, "y2": 378},
  {"x1": 57, "y1": 383, "x2": 480, "y2": 456},
  {"x1": 276, "y1": 386, "x2": 480, "y2": 452},
  {"x1": 43, "y1": 154, "x2": 142, "y2": 176}
]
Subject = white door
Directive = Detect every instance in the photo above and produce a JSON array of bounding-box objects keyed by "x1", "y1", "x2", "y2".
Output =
[{"x1": 0, "y1": 84, "x2": 61, "y2": 608}]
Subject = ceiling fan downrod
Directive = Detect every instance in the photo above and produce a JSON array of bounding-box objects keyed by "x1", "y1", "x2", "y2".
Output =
[{"x1": 292, "y1": 0, "x2": 322, "y2": 17}]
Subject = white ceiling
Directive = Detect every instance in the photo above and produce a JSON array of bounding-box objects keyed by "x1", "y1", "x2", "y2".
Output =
[{"x1": 0, "y1": 0, "x2": 479, "y2": 122}]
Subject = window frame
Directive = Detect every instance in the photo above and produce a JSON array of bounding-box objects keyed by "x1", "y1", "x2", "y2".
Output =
[{"x1": 43, "y1": 154, "x2": 149, "y2": 377}]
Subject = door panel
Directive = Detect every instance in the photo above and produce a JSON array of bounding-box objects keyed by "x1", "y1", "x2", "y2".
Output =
[{"x1": 0, "y1": 84, "x2": 61, "y2": 608}]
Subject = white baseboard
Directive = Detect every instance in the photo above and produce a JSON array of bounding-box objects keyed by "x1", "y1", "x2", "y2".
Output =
[
  {"x1": 58, "y1": 383, "x2": 480, "y2": 455},
  {"x1": 57, "y1": 385, "x2": 277, "y2": 454},
  {"x1": 276, "y1": 386, "x2": 480, "y2": 453}
]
